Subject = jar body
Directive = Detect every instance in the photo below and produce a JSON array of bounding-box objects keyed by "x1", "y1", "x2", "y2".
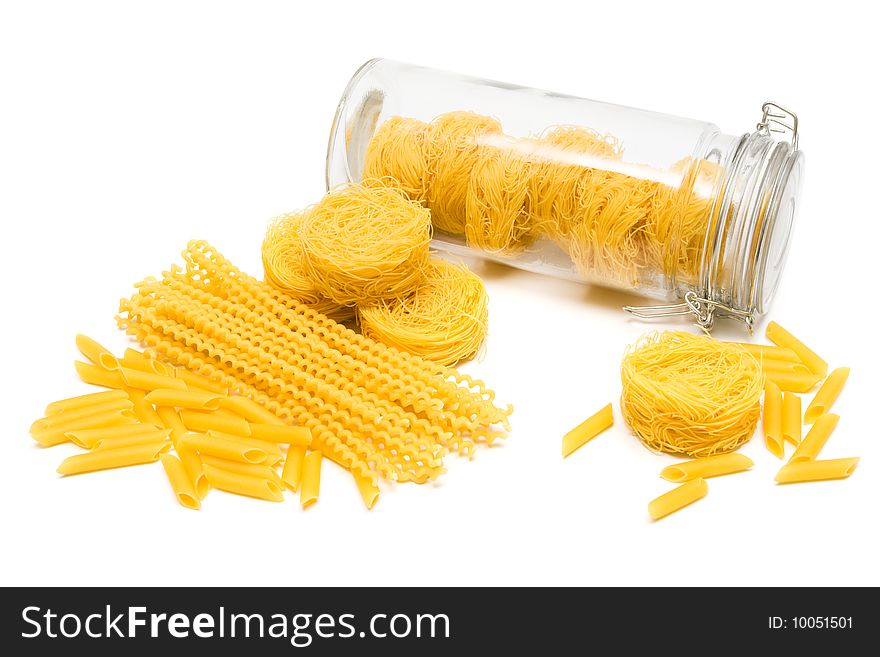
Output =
[{"x1": 327, "y1": 59, "x2": 802, "y2": 321}]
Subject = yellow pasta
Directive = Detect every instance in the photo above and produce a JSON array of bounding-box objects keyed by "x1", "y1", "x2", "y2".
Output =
[
  {"x1": 728, "y1": 342, "x2": 800, "y2": 363},
  {"x1": 804, "y1": 367, "x2": 850, "y2": 424},
  {"x1": 202, "y1": 464, "x2": 285, "y2": 502},
  {"x1": 120, "y1": 354, "x2": 174, "y2": 377},
  {"x1": 562, "y1": 403, "x2": 613, "y2": 457},
  {"x1": 766, "y1": 321, "x2": 828, "y2": 378},
  {"x1": 200, "y1": 455, "x2": 283, "y2": 487},
  {"x1": 775, "y1": 457, "x2": 860, "y2": 484},
  {"x1": 789, "y1": 413, "x2": 839, "y2": 463},
  {"x1": 174, "y1": 368, "x2": 229, "y2": 395},
  {"x1": 31, "y1": 409, "x2": 136, "y2": 447},
  {"x1": 45, "y1": 389, "x2": 129, "y2": 416},
  {"x1": 118, "y1": 366, "x2": 187, "y2": 392},
  {"x1": 57, "y1": 442, "x2": 171, "y2": 476},
  {"x1": 178, "y1": 432, "x2": 268, "y2": 464},
  {"x1": 763, "y1": 380, "x2": 784, "y2": 459},
  {"x1": 781, "y1": 392, "x2": 802, "y2": 445},
  {"x1": 216, "y1": 432, "x2": 283, "y2": 457},
  {"x1": 66, "y1": 423, "x2": 172, "y2": 450},
  {"x1": 764, "y1": 369, "x2": 821, "y2": 393},
  {"x1": 219, "y1": 396, "x2": 285, "y2": 426},
  {"x1": 76, "y1": 334, "x2": 120, "y2": 370},
  {"x1": 178, "y1": 409, "x2": 251, "y2": 436},
  {"x1": 144, "y1": 388, "x2": 223, "y2": 411},
  {"x1": 761, "y1": 360, "x2": 813, "y2": 377},
  {"x1": 125, "y1": 387, "x2": 164, "y2": 428},
  {"x1": 280, "y1": 446, "x2": 306, "y2": 492},
  {"x1": 353, "y1": 470, "x2": 379, "y2": 510},
  {"x1": 660, "y1": 454, "x2": 753, "y2": 483},
  {"x1": 31, "y1": 398, "x2": 134, "y2": 434},
  {"x1": 92, "y1": 428, "x2": 171, "y2": 451},
  {"x1": 155, "y1": 405, "x2": 189, "y2": 448},
  {"x1": 178, "y1": 447, "x2": 209, "y2": 499},
  {"x1": 159, "y1": 453, "x2": 201, "y2": 510},
  {"x1": 74, "y1": 361, "x2": 125, "y2": 388},
  {"x1": 248, "y1": 423, "x2": 311, "y2": 447},
  {"x1": 648, "y1": 478, "x2": 709, "y2": 521},
  {"x1": 300, "y1": 450, "x2": 322, "y2": 508}
]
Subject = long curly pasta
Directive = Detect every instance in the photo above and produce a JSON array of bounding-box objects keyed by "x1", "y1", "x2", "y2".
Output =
[{"x1": 118, "y1": 241, "x2": 512, "y2": 484}]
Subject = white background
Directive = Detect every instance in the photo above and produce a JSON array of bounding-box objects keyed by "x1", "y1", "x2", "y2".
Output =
[{"x1": 1, "y1": 0, "x2": 877, "y2": 587}]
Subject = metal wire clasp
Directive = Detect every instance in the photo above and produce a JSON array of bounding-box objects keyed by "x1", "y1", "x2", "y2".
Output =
[
  {"x1": 623, "y1": 291, "x2": 755, "y2": 332},
  {"x1": 757, "y1": 102, "x2": 799, "y2": 150}
]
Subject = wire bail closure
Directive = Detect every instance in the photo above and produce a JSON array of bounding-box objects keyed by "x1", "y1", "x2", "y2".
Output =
[
  {"x1": 756, "y1": 101, "x2": 799, "y2": 150},
  {"x1": 623, "y1": 291, "x2": 755, "y2": 332}
]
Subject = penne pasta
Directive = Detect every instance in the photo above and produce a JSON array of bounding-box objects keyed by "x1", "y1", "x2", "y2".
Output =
[
  {"x1": 178, "y1": 410, "x2": 251, "y2": 437},
  {"x1": 765, "y1": 321, "x2": 828, "y2": 378},
  {"x1": 763, "y1": 380, "x2": 784, "y2": 459},
  {"x1": 300, "y1": 451, "x2": 323, "y2": 508},
  {"x1": 562, "y1": 402, "x2": 613, "y2": 458},
  {"x1": 125, "y1": 387, "x2": 164, "y2": 428},
  {"x1": 200, "y1": 455, "x2": 282, "y2": 487},
  {"x1": 353, "y1": 470, "x2": 379, "y2": 510},
  {"x1": 178, "y1": 447, "x2": 209, "y2": 500},
  {"x1": 775, "y1": 457, "x2": 860, "y2": 484},
  {"x1": 202, "y1": 464, "x2": 285, "y2": 502},
  {"x1": 65, "y1": 423, "x2": 167, "y2": 450},
  {"x1": 781, "y1": 392, "x2": 802, "y2": 445},
  {"x1": 74, "y1": 361, "x2": 125, "y2": 388},
  {"x1": 92, "y1": 429, "x2": 171, "y2": 451},
  {"x1": 160, "y1": 454, "x2": 201, "y2": 510},
  {"x1": 761, "y1": 360, "x2": 813, "y2": 377},
  {"x1": 173, "y1": 369, "x2": 229, "y2": 395},
  {"x1": 648, "y1": 478, "x2": 708, "y2": 521},
  {"x1": 789, "y1": 413, "x2": 839, "y2": 463},
  {"x1": 120, "y1": 354, "x2": 174, "y2": 377},
  {"x1": 179, "y1": 432, "x2": 268, "y2": 464},
  {"x1": 155, "y1": 405, "x2": 189, "y2": 448},
  {"x1": 804, "y1": 367, "x2": 850, "y2": 424},
  {"x1": 728, "y1": 342, "x2": 801, "y2": 363},
  {"x1": 57, "y1": 442, "x2": 171, "y2": 476},
  {"x1": 144, "y1": 388, "x2": 223, "y2": 411},
  {"x1": 248, "y1": 423, "x2": 312, "y2": 447},
  {"x1": 31, "y1": 398, "x2": 134, "y2": 434},
  {"x1": 75, "y1": 334, "x2": 120, "y2": 371},
  {"x1": 31, "y1": 409, "x2": 136, "y2": 447},
  {"x1": 118, "y1": 366, "x2": 187, "y2": 392},
  {"x1": 45, "y1": 389, "x2": 129, "y2": 416},
  {"x1": 281, "y1": 446, "x2": 306, "y2": 492},
  {"x1": 763, "y1": 369, "x2": 822, "y2": 393},
  {"x1": 212, "y1": 432, "x2": 283, "y2": 457},
  {"x1": 219, "y1": 396, "x2": 285, "y2": 426},
  {"x1": 660, "y1": 453, "x2": 753, "y2": 483}
]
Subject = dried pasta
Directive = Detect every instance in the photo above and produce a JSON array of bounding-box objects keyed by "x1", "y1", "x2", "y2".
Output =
[
  {"x1": 353, "y1": 470, "x2": 379, "y2": 510},
  {"x1": 300, "y1": 451, "x2": 322, "y2": 508},
  {"x1": 144, "y1": 388, "x2": 224, "y2": 411},
  {"x1": 159, "y1": 453, "x2": 201, "y2": 510},
  {"x1": 775, "y1": 458, "x2": 859, "y2": 484},
  {"x1": 57, "y1": 442, "x2": 171, "y2": 476},
  {"x1": 648, "y1": 478, "x2": 708, "y2": 521},
  {"x1": 789, "y1": 413, "x2": 839, "y2": 463},
  {"x1": 178, "y1": 409, "x2": 251, "y2": 437},
  {"x1": 763, "y1": 380, "x2": 784, "y2": 459},
  {"x1": 66, "y1": 423, "x2": 171, "y2": 450},
  {"x1": 660, "y1": 454, "x2": 753, "y2": 483},
  {"x1": 804, "y1": 367, "x2": 850, "y2": 424},
  {"x1": 76, "y1": 334, "x2": 119, "y2": 370},
  {"x1": 202, "y1": 464, "x2": 284, "y2": 502},
  {"x1": 178, "y1": 432, "x2": 268, "y2": 465},
  {"x1": 765, "y1": 321, "x2": 828, "y2": 378},
  {"x1": 781, "y1": 392, "x2": 802, "y2": 445},
  {"x1": 281, "y1": 446, "x2": 305, "y2": 492},
  {"x1": 91, "y1": 428, "x2": 171, "y2": 451},
  {"x1": 763, "y1": 369, "x2": 821, "y2": 393},
  {"x1": 178, "y1": 447, "x2": 209, "y2": 500},
  {"x1": 561, "y1": 403, "x2": 613, "y2": 458},
  {"x1": 45, "y1": 389, "x2": 129, "y2": 416}
]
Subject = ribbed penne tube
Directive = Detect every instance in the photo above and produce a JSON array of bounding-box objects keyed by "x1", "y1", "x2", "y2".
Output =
[
  {"x1": 660, "y1": 453, "x2": 753, "y2": 483},
  {"x1": 202, "y1": 464, "x2": 284, "y2": 502},
  {"x1": 219, "y1": 396, "x2": 285, "y2": 426},
  {"x1": 31, "y1": 409, "x2": 136, "y2": 447},
  {"x1": 200, "y1": 455, "x2": 283, "y2": 487},
  {"x1": 57, "y1": 442, "x2": 171, "y2": 475},
  {"x1": 119, "y1": 366, "x2": 187, "y2": 392},
  {"x1": 763, "y1": 380, "x2": 784, "y2": 459},
  {"x1": 31, "y1": 398, "x2": 134, "y2": 434},
  {"x1": 45, "y1": 389, "x2": 129, "y2": 416},
  {"x1": 648, "y1": 478, "x2": 708, "y2": 520},
  {"x1": 178, "y1": 410, "x2": 251, "y2": 437},
  {"x1": 178, "y1": 447, "x2": 209, "y2": 499},
  {"x1": 65, "y1": 423, "x2": 167, "y2": 450},
  {"x1": 248, "y1": 423, "x2": 312, "y2": 447},
  {"x1": 804, "y1": 367, "x2": 850, "y2": 424},
  {"x1": 76, "y1": 334, "x2": 120, "y2": 370},
  {"x1": 126, "y1": 387, "x2": 164, "y2": 428},
  {"x1": 353, "y1": 469, "x2": 379, "y2": 509},
  {"x1": 562, "y1": 402, "x2": 613, "y2": 457},
  {"x1": 789, "y1": 413, "x2": 839, "y2": 463},
  {"x1": 764, "y1": 370, "x2": 822, "y2": 393},
  {"x1": 120, "y1": 354, "x2": 175, "y2": 377},
  {"x1": 206, "y1": 431, "x2": 283, "y2": 457},
  {"x1": 781, "y1": 392, "x2": 802, "y2": 445},
  {"x1": 761, "y1": 360, "x2": 813, "y2": 376},
  {"x1": 281, "y1": 446, "x2": 306, "y2": 492},
  {"x1": 300, "y1": 451, "x2": 323, "y2": 508},
  {"x1": 155, "y1": 405, "x2": 189, "y2": 448},
  {"x1": 775, "y1": 457, "x2": 859, "y2": 484},
  {"x1": 92, "y1": 429, "x2": 171, "y2": 451},
  {"x1": 159, "y1": 453, "x2": 201, "y2": 510},
  {"x1": 144, "y1": 388, "x2": 224, "y2": 411},
  {"x1": 174, "y1": 369, "x2": 229, "y2": 395},
  {"x1": 74, "y1": 361, "x2": 125, "y2": 388},
  {"x1": 728, "y1": 342, "x2": 800, "y2": 363},
  {"x1": 766, "y1": 321, "x2": 828, "y2": 378},
  {"x1": 179, "y1": 432, "x2": 268, "y2": 464}
]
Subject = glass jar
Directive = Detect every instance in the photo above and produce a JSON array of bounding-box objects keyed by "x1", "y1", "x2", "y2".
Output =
[{"x1": 326, "y1": 59, "x2": 804, "y2": 330}]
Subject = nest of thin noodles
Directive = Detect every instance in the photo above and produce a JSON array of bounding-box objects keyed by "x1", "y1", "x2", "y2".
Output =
[
  {"x1": 620, "y1": 331, "x2": 763, "y2": 458},
  {"x1": 297, "y1": 181, "x2": 432, "y2": 307},
  {"x1": 358, "y1": 258, "x2": 488, "y2": 366}
]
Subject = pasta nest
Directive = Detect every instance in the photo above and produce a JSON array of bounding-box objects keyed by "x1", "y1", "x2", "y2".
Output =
[
  {"x1": 358, "y1": 258, "x2": 488, "y2": 366},
  {"x1": 298, "y1": 182, "x2": 432, "y2": 307},
  {"x1": 620, "y1": 331, "x2": 763, "y2": 458}
]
